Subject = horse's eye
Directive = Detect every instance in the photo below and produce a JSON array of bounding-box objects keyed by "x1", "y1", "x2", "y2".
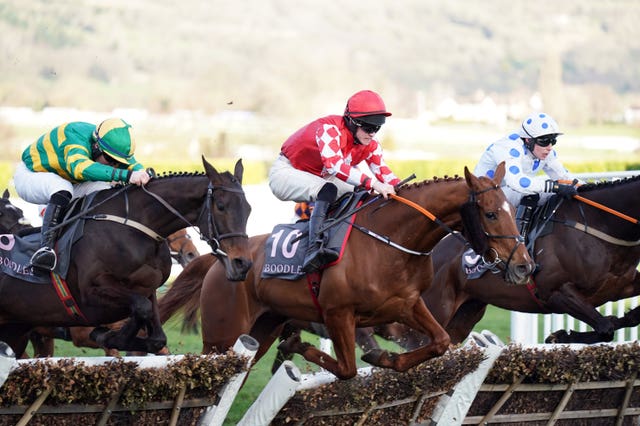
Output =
[
  {"x1": 215, "y1": 201, "x2": 225, "y2": 211},
  {"x1": 485, "y1": 212, "x2": 497, "y2": 220}
]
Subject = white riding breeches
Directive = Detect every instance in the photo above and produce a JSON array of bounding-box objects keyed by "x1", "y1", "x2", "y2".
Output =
[
  {"x1": 13, "y1": 162, "x2": 112, "y2": 205},
  {"x1": 268, "y1": 155, "x2": 354, "y2": 202}
]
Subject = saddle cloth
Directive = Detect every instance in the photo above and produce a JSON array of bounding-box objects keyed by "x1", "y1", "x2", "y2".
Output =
[
  {"x1": 0, "y1": 197, "x2": 89, "y2": 284},
  {"x1": 461, "y1": 247, "x2": 493, "y2": 280},
  {"x1": 261, "y1": 191, "x2": 368, "y2": 280}
]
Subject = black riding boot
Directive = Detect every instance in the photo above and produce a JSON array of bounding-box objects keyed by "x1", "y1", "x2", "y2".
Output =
[
  {"x1": 515, "y1": 194, "x2": 539, "y2": 242},
  {"x1": 302, "y1": 183, "x2": 339, "y2": 273},
  {"x1": 30, "y1": 190, "x2": 71, "y2": 271}
]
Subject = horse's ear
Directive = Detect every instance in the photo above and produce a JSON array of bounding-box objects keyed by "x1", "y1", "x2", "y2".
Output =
[
  {"x1": 464, "y1": 166, "x2": 479, "y2": 188},
  {"x1": 234, "y1": 159, "x2": 244, "y2": 184},
  {"x1": 493, "y1": 162, "x2": 506, "y2": 183},
  {"x1": 202, "y1": 155, "x2": 220, "y2": 180},
  {"x1": 2, "y1": 189, "x2": 8, "y2": 199}
]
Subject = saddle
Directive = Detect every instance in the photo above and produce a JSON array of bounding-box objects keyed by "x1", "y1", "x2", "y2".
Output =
[{"x1": 261, "y1": 190, "x2": 370, "y2": 280}]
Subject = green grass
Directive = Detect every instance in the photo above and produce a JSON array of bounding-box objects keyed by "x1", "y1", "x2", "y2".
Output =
[{"x1": 28, "y1": 305, "x2": 511, "y2": 424}]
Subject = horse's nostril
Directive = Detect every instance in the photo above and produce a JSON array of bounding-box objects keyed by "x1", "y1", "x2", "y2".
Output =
[{"x1": 233, "y1": 258, "x2": 252, "y2": 272}]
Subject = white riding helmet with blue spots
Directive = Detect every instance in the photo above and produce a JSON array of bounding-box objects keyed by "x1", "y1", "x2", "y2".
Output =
[{"x1": 518, "y1": 113, "x2": 562, "y2": 139}]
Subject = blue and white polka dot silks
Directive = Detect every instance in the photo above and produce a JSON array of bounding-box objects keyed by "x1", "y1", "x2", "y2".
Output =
[
  {"x1": 518, "y1": 112, "x2": 561, "y2": 138},
  {"x1": 474, "y1": 132, "x2": 571, "y2": 206}
]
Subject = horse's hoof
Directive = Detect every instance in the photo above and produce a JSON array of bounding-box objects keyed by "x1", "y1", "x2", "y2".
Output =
[
  {"x1": 545, "y1": 329, "x2": 569, "y2": 343},
  {"x1": 146, "y1": 340, "x2": 167, "y2": 354},
  {"x1": 89, "y1": 326, "x2": 111, "y2": 344},
  {"x1": 361, "y1": 348, "x2": 394, "y2": 367}
]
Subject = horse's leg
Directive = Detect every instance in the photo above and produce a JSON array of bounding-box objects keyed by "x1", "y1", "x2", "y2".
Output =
[
  {"x1": 91, "y1": 294, "x2": 167, "y2": 353},
  {"x1": 544, "y1": 283, "x2": 616, "y2": 344},
  {"x1": 249, "y1": 313, "x2": 286, "y2": 367},
  {"x1": 444, "y1": 299, "x2": 488, "y2": 344},
  {"x1": 611, "y1": 305, "x2": 640, "y2": 329},
  {"x1": 280, "y1": 308, "x2": 358, "y2": 379},
  {"x1": 373, "y1": 323, "x2": 427, "y2": 351},
  {"x1": 29, "y1": 332, "x2": 55, "y2": 358},
  {"x1": 271, "y1": 322, "x2": 299, "y2": 375},
  {"x1": 362, "y1": 300, "x2": 450, "y2": 372},
  {"x1": 68, "y1": 326, "x2": 121, "y2": 356},
  {"x1": 546, "y1": 303, "x2": 640, "y2": 344},
  {"x1": 0, "y1": 325, "x2": 32, "y2": 358},
  {"x1": 355, "y1": 327, "x2": 380, "y2": 353}
]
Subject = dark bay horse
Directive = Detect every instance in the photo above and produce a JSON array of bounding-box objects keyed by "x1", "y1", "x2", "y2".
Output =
[
  {"x1": 0, "y1": 189, "x2": 31, "y2": 234},
  {"x1": 0, "y1": 157, "x2": 252, "y2": 357},
  {"x1": 159, "y1": 163, "x2": 534, "y2": 379},
  {"x1": 0, "y1": 189, "x2": 202, "y2": 357},
  {"x1": 377, "y1": 174, "x2": 640, "y2": 348},
  {"x1": 28, "y1": 227, "x2": 201, "y2": 358}
]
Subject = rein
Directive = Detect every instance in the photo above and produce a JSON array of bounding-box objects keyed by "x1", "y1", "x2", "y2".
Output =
[
  {"x1": 540, "y1": 194, "x2": 640, "y2": 247},
  {"x1": 140, "y1": 183, "x2": 247, "y2": 258},
  {"x1": 351, "y1": 184, "x2": 523, "y2": 266},
  {"x1": 573, "y1": 194, "x2": 639, "y2": 225},
  {"x1": 57, "y1": 180, "x2": 247, "y2": 259}
]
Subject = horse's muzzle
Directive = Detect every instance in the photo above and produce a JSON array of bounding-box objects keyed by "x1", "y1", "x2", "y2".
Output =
[{"x1": 225, "y1": 257, "x2": 253, "y2": 281}]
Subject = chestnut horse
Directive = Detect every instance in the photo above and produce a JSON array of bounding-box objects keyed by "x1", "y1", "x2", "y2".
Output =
[
  {"x1": 167, "y1": 228, "x2": 200, "y2": 268},
  {"x1": 159, "y1": 163, "x2": 534, "y2": 379},
  {"x1": 370, "y1": 174, "x2": 640, "y2": 348},
  {"x1": 0, "y1": 157, "x2": 252, "y2": 357}
]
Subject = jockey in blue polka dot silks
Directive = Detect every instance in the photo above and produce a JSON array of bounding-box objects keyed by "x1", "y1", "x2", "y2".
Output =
[{"x1": 474, "y1": 112, "x2": 578, "y2": 239}]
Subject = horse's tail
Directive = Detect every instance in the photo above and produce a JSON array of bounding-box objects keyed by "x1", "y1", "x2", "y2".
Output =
[{"x1": 158, "y1": 254, "x2": 218, "y2": 327}]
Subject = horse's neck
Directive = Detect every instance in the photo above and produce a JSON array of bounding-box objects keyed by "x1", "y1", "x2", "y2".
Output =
[
  {"x1": 105, "y1": 177, "x2": 206, "y2": 238},
  {"x1": 568, "y1": 181, "x2": 640, "y2": 239},
  {"x1": 365, "y1": 180, "x2": 468, "y2": 253}
]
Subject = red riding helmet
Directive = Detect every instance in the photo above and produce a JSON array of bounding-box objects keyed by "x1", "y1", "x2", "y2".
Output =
[{"x1": 344, "y1": 90, "x2": 392, "y2": 124}]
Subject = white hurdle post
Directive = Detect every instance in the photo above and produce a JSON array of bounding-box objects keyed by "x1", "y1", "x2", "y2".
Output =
[
  {"x1": 237, "y1": 360, "x2": 301, "y2": 426},
  {"x1": 198, "y1": 334, "x2": 259, "y2": 426},
  {"x1": 0, "y1": 342, "x2": 16, "y2": 388}
]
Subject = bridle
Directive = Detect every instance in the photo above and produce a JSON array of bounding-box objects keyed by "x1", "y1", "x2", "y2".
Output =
[
  {"x1": 142, "y1": 183, "x2": 248, "y2": 259},
  {"x1": 468, "y1": 185, "x2": 525, "y2": 273}
]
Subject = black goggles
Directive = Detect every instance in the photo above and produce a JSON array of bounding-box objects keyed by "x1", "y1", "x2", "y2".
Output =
[
  {"x1": 533, "y1": 135, "x2": 557, "y2": 147},
  {"x1": 352, "y1": 118, "x2": 381, "y2": 134},
  {"x1": 102, "y1": 151, "x2": 125, "y2": 167}
]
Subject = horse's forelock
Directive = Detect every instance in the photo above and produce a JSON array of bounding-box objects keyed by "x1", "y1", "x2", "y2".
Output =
[{"x1": 460, "y1": 200, "x2": 488, "y2": 254}]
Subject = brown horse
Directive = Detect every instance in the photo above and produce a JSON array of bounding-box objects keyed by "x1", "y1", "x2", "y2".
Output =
[
  {"x1": 159, "y1": 163, "x2": 534, "y2": 379},
  {"x1": 0, "y1": 157, "x2": 252, "y2": 357},
  {"x1": 167, "y1": 228, "x2": 201, "y2": 267},
  {"x1": 372, "y1": 174, "x2": 640, "y2": 348}
]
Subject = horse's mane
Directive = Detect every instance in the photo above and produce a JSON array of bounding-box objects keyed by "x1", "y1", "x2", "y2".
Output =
[
  {"x1": 578, "y1": 173, "x2": 640, "y2": 192},
  {"x1": 400, "y1": 175, "x2": 464, "y2": 190},
  {"x1": 155, "y1": 171, "x2": 206, "y2": 179}
]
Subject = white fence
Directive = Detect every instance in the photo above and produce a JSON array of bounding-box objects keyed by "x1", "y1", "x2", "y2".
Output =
[{"x1": 511, "y1": 170, "x2": 640, "y2": 344}]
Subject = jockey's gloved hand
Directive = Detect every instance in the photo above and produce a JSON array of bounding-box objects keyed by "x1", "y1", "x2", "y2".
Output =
[
  {"x1": 129, "y1": 169, "x2": 151, "y2": 186},
  {"x1": 551, "y1": 180, "x2": 577, "y2": 199},
  {"x1": 371, "y1": 180, "x2": 396, "y2": 199}
]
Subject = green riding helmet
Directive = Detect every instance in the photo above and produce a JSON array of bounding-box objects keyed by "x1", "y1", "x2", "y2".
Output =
[{"x1": 93, "y1": 118, "x2": 137, "y2": 165}]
